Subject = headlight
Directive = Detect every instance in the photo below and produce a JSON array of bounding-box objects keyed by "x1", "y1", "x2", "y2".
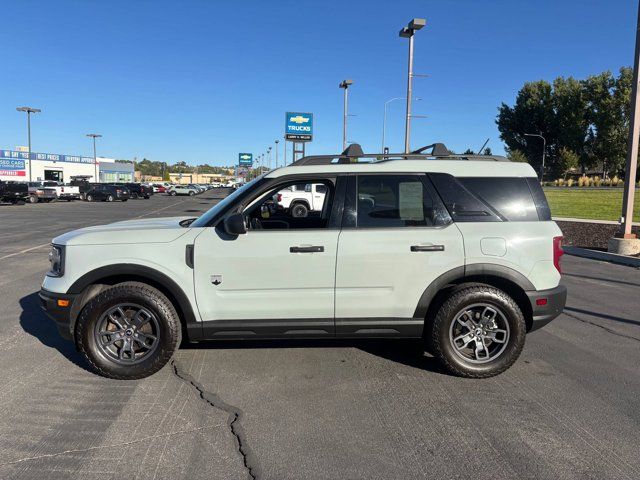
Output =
[{"x1": 48, "y1": 245, "x2": 65, "y2": 277}]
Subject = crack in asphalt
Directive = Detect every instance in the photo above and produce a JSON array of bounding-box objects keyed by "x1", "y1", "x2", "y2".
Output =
[
  {"x1": 563, "y1": 311, "x2": 640, "y2": 342},
  {"x1": 171, "y1": 359, "x2": 260, "y2": 480}
]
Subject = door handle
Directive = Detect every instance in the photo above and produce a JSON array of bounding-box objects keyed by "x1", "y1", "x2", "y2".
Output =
[
  {"x1": 290, "y1": 245, "x2": 324, "y2": 253},
  {"x1": 411, "y1": 245, "x2": 445, "y2": 252}
]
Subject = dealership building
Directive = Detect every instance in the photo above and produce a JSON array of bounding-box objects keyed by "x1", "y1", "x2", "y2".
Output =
[{"x1": 0, "y1": 148, "x2": 134, "y2": 183}]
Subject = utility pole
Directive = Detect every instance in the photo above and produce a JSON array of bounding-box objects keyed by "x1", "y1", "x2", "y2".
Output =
[
  {"x1": 339, "y1": 79, "x2": 353, "y2": 150},
  {"x1": 86, "y1": 133, "x2": 102, "y2": 182},
  {"x1": 611, "y1": 0, "x2": 640, "y2": 254},
  {"x1": 16, "y1": 107, "x2": 41, "y2": 182},
  {"x1": 399, "y1": 18, "x2": 426, "y2": 154}
]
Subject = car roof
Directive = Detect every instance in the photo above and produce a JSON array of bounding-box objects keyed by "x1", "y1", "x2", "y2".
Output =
[{"x1": 265, "y1": 159, "x2": 536, "y2": 179}]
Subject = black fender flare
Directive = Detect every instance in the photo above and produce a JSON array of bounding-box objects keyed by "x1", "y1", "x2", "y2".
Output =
[
  {"x1": 67, "y1": 264, "x2": 199, "y2": 335},
  {"x1": 413, "y1": 263, "x2": 535, "y2": 319}
]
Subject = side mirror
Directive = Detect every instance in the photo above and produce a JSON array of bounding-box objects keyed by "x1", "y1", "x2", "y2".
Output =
[{"x1": 223, "y1": 213, "x2": 247, "y2": 235}]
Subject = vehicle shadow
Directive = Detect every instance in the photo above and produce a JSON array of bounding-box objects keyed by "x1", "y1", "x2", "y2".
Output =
[
  {"x1": 19, "y1": 292, "x2": 91, "y2": 372},
  {"x1": 183, "y1": 338, "x2": 446, "y2": 375}
]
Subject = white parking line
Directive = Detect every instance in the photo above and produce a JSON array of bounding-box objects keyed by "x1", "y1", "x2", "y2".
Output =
[{"x1": 0, "y1": 243, "x2": 50, "y2": 261}]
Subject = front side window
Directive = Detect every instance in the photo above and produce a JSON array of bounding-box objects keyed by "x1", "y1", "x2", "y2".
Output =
[
  {"x1": 245, "y1": 178, "x2": 335, "y2": 230},
  {"x1": 355, "y1": 174, "x2": 450, "y2": 228}
]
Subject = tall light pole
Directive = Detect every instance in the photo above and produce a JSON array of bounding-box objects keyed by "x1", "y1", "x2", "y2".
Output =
[
  {"x1": 86, "y1": 134, "x2": 102, "y2": 182},
  {"x1": 524, "y1": 133, "x2": 546, "y2": 181},
  {"x1": 339, "y1": 79, "x2": 353, "y2": 150},
  {"x1": 382, "y1": 97, "x2": 422, "y2": 153},
  {"x1": 616, "y1": 0, "x2": 640, "y2": 246},
  {"x1": 267, "y1": 146, "x2": 272, "y2": 170},
  {"x1": 16, "y1": 106, "x2": 41, "y2": 182},
  {"x1": 399, "y1": 18, "x2": 426, "y2": 154},
  {"x1": 275, "y1": 140, "x2": 279, "y2": 168}
]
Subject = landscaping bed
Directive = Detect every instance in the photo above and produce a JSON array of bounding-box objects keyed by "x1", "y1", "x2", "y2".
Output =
[{"x1": 555, "y1": 219, "x2": 639, "y2": 249}]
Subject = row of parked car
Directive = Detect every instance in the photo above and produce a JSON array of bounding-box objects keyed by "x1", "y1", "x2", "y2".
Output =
[{"x1": 0, "y1": 179, "x2": 233, "y2": 205}]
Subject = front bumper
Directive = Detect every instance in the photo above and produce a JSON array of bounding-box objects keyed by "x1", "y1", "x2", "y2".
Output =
[
  {"x1": 526, "y1": 284, "x2": 567, "y2": 332},
  {"x1": 39, "y1": 288, "x2": 77, "y2": 340}
]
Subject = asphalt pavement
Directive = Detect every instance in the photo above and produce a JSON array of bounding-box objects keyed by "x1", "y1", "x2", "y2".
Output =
[{"x1": 0, "y1": 191, "x2": 638, "y2": 480}]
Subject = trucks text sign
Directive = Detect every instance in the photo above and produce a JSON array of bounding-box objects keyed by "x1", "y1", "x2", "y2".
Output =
[{"x1": 285, "y1": 112, "x2": 313, "y2": 141}]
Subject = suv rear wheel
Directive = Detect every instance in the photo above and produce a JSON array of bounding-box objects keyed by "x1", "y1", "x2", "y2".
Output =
[
  {"x1": 430, "y1": 285, "x2": 526, "y2": 378},
  {"x1": 75, "y1": 282, "x2": 181, "y2": 379}
]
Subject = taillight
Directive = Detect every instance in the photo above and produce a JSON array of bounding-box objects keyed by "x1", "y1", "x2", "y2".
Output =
[
  {"x1": 116, "y1": 189, "x2": 122, "y2": 193},
  {"x1": 553, "y1": 236, "x2": 564, "y2": 274},
  {"x1": 277, "y1": 194, "x2": 282, "y2": 202}
]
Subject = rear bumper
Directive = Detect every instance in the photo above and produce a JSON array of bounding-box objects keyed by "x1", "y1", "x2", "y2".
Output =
[
  {"x1": 526, "y1": 284, "x2": 567, "y2": 332},
  {"x1": 39, "y1": 288, "x2": 76, "y2": 340}
]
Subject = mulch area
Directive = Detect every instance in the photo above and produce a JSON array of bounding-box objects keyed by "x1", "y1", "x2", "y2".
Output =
[{"x1": 556, "y1": 220, "x2": 639, "y2": 249}]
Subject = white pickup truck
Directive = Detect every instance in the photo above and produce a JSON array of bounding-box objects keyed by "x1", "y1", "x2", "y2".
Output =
[
  {"x1": 43, "y1": 181, "x2": 81, "y2": 201},
  {"x1": 276, "y1": 182, "x2": 327, "y2": 217}
]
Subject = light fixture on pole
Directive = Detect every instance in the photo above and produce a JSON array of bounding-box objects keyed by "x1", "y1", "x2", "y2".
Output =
[
  {"x1": 399, "y1": 18, "x2": 426, "y2": 154},
  {"x1": 524, "y1": 133, "x2": 546, "y2": 181},
  {"x1": 275, "y1": 140, "x2": 279, "y2": 168},
  {"x1": 86, "y1": 134, "x2": 102, "y2": 182},
  {"x1": 16, "y1": 106, "x2": 41, "y2": 182},
  {"x1": 267, "y1": 146, "x2": 272, "y2": 170},
  {"x1": 339, "y1": 79, "x2": 354, "y2": 150}
]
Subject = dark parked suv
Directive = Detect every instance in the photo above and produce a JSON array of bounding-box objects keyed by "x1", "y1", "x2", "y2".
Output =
[
  {"x1": 110, "y1": 183, "x2": 152, "y2": 199},
  {"x1": 85, "y1": 184, "x2": 130, "y2": 202}
]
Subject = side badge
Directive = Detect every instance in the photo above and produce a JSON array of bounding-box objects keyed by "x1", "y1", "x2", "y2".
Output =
[{"x1": 210, "y1": 274, "x2": 223, "y2": 286}]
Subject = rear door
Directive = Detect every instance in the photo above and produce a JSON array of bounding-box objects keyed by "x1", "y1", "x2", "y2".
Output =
[{"x1": 335, "y1": 174, "x2": 464, "y2": 336}]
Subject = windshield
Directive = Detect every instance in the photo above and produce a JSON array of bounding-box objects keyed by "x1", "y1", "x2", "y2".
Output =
[{"x1": 191, "y1": 176, "x2": 263, "y2": 227}]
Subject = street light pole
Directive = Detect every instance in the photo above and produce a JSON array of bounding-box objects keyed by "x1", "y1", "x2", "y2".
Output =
[
  {"x1": 267, "y1": 147, "x2": 272, "y2": 170},
  {"x1": 339, "y1": 79, "x2": 353, "y2": 151},
  {"x1": 86, "y1": 134, "x2": 102, "y2": 182},
  {"x1": 275, "y1": 140, "x2": 279, "y2": 168},
  {"x1": 399, "y1": 19, "x2": 426, "y2": 154},
  {"x1": 619, "y1": 0, "x2": 640, "y2": 241},
  {"x1": 16, "y1": 107, "x2": 41, "y2": 182},
  {"x1": 382, "y1": 97, "x2": 422, "y2": 153},
  {"x1": 524, "y1": 133, "x2": 546, "y2": 181}
]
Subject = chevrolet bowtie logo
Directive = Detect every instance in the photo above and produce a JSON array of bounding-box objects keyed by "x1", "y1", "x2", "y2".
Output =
[
  {"x1": 240, "y1": 155, "x2": 251, "y2": 160},
  {"x1": 290, "y1": 115, "x2": 309, "y2": 124}
]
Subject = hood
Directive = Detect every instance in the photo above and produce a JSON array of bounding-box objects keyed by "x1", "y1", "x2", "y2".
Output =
[{"x1": 53, "y1": 216, "x2": 196, "y2": 246}]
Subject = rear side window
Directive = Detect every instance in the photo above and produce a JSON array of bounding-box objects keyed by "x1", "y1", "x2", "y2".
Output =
[
  {"x1": 459, "y1": 177, "x2": 539, "y2": 222},
  {"x1": 428, "y1": 173, "x2": 500, "y2": 222},
  {"x1": 355, "y1": 174, "x2": 451, "y2": 228},
  {"x1": 526, "y1": 178, "x2": 552, "y2": 220}
]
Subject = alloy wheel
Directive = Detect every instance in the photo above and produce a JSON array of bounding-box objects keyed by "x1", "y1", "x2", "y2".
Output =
[
  {"x1": 449, "y1": 303, "x2": 510, "y2": 364},
  {"x1": 94, "y1": 304, "x2": 160, "y2": 365}
]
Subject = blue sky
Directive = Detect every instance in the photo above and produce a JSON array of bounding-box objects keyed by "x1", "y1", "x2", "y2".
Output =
[{"x1": 0, "y1": 0, "x2": 637, "y2": 165}]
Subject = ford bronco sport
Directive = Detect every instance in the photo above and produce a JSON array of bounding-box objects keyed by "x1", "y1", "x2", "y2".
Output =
[{"x1": 40, "y1": 144, "x2": 566, "y2": 379}]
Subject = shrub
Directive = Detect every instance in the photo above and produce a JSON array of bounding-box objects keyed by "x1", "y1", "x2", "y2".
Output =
[
  {"x1": 594, "y1": 176, "x2": 602, "y2": 187},
  {"x1": 578, "y1": 176, "x2": 585, "y2": 187},
  {"x1": 612, "y1": 175, "x2": 620, "y2": 186},
  {"x1": 567, "y1": 178, "x2": 574, "y2": 187}
]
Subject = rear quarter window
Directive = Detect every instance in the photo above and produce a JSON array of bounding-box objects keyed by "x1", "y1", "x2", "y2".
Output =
[{"x1": 459, "y1": 177, "x2": 540, "y2": 222}]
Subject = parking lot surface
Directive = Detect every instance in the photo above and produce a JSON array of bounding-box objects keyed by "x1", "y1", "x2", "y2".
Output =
[{"x1": 0, "y1": 192, "x2": 639, "y2": 480}]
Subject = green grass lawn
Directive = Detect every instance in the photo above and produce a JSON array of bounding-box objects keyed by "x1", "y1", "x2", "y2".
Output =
[{"x1": 543, "y1": 188, "x2": 640, "y2": 222}]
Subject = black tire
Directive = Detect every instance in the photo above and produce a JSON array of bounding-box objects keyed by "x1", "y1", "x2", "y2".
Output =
[
  {"x1": 28, "y1": 195, "x2": 38, "y2": 204},
  {"x1": 86, "y1": 194, "x2": 94, "y2": 202},
  {"x1": 80, "y1": 193, "x2": 86, "y2": 201},
  {"x1": 170, "y1": 191, "x2": 177, "y2": 196},
  {"x1": 75, "y1": 282, "x2": 181, "y2": 379},
  {"x1": 122, "y1": 199, "x2": 128, "y2": 202},
  {"x1": 188, "y1": 191, "x2": 194, "y2": 196},
  {"x1": 131, "y1": 192, "x2": 139, "y2": 199},
  {"x1": 106, "y1": 194, "x2": 114, "y2": 202},
  {"x1": 430, "y1": 285, "x2": 526, "y2": 378},
  {"x1": 290, "y1": 202, "x2": 309, "y2": 218}
]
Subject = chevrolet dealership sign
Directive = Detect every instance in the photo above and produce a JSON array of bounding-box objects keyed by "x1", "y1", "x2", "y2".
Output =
[
  {"x1": 285, "y1": 112, "x2": 313, "y2": 141},
  {"x1": 238, "y1": 153, "x2": 253, "y2": 166}
]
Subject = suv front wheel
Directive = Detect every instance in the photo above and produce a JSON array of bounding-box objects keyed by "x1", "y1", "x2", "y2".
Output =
[
  {"x1": 75, "y1": 282, "x2": 181, "y2": 379},
  {"x1": 430, "y1": 285, "x2": 526, "y2": 378}
]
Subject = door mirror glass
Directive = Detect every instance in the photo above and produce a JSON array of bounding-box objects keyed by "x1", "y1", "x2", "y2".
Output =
[{"x1": 223, "y1": 213, "x2": 247, "y2": 235}]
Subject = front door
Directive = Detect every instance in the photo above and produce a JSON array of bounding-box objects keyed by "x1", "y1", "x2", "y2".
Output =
[
  {"x1": 335, "y1": 174, "x2": 465, "y2": 336},
  {"x1": 193, "y1": 176, "x2": 340, "y2": 337}
]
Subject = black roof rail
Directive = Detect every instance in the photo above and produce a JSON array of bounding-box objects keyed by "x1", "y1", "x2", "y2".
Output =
[{"x1": 411, "y1": 143, "x2": 450, "y2": 156}]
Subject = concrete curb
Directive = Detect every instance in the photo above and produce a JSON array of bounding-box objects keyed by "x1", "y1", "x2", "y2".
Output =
[
  {"x1": 553, "y1": 217, "x2": 640, "y2": 226},
  {"x1": 564, "y1": 246, "x2": 640, "y2": 268}
]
